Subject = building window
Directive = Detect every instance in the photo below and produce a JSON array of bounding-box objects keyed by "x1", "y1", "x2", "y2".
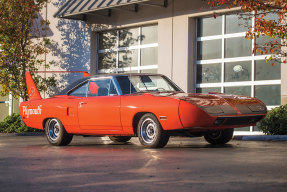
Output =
[
  {"x1": 97, "y1": 25, "x2": 158, "y2": 74},
  {"x1": 196, "y1": 14, "x2": 281, "y2": 133}
]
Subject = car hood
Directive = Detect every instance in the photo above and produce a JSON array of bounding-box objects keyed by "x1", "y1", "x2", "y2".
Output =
[
  {"x1": 143, "y1": 92, "x2": 267, "y2": 115},
  {"x1": 146, "y1": 92, "x2": 260, "y2": 105}
]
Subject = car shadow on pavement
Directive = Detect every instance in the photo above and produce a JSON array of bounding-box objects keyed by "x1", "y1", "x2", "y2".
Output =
[{"x1": 166, "y1": 144, "x2": 234, "y2": 149}]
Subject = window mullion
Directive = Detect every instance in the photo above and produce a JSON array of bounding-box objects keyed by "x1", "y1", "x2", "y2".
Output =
[
  {"x1": 221, "y1": 15, "x2": 225, "y2": 93},
  {"x1": 251, "y1": 11, "x2": 255, "y2": 97},
  {"x1": 116, "y1": 30, "x2": 120, "y2": 73},
  {"x1": 138, "y1": 27, "x2": 142, "y2": 73},
  {"x1": 250, "y1": 11, "x2": 256, "y2": 132}
]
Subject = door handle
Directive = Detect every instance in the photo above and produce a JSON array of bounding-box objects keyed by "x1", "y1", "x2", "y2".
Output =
[{"x1": 79, "y1": 102, "x2": 87, "y2": 106}]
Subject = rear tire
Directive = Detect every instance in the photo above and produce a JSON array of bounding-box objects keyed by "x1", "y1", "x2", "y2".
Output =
[
  {"x1": 137, "y1": 113, "x2": 169, "y2": 148},
  {"x1": 109, "y1": 136, "x2": 131, "y2": 142},
  {"x1": 204, "y1": 128, "x2": 234, "y2": 145},
  {"x1": 45, "y1": 118, "x2": 73, "y2": 146}
]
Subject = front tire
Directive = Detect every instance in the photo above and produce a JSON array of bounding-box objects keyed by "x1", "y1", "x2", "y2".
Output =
[
  {"x1": 45, "y1": 118, "x2": 73, "y2": 146},
  {"x1": 204, "y1": 128, "x2": 234, "y2": 145},
  {"x1": 109, "y1": 136, "x2": 131, "y2": 142},
  {"x1": 137, "y1": 113, "x2": 169, "y2": 148}
]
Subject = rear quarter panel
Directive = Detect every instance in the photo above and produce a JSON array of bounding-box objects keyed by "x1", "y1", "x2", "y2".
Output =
[
  {"x1": 20, "y1": 100, "x2": 44, "y2": 129},
  {"x1": 20, "y1": 97, "x2": 80, "y2": 132}
]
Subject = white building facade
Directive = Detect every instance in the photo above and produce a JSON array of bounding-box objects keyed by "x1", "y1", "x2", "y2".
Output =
[{"x1": 5, "y1": 0, "x2": 282, "y2": 134}]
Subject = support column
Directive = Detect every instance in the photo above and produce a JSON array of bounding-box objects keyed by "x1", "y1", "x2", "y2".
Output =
[
  {"x1": 187, "y1": 17, "x2": 196, "y2": 93},
  {"x1": 90, "y1": 31, "x2": 97, "y2": 75},
  {"x1": 171, "y1": 16, "x2": 196, "y2": 93},
  {"x1": 158, "y1": 18, "x2": 173, "y2": 79}
]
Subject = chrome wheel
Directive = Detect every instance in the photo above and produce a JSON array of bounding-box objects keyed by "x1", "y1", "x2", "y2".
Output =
[
  {"x1": 47, "y1": 119, "x2": 61, "y2": 141},
  {"x1": 140, "y1": 118, "x2": 157, "y2": 144}
]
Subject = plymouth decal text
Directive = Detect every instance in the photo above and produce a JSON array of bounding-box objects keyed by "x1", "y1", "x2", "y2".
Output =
[{"x1": 23, "y1": 105, "x2": 42, "y2": 118}]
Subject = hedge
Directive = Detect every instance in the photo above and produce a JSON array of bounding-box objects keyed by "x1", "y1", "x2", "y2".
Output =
[
  {"x1": 258, "y1": 105, "x2": 287, "y2": 135},
  {"x1": 0, "y1": 113, "x2": 42, "y2": 133}
]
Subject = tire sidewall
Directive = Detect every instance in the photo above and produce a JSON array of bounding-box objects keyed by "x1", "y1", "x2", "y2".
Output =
[
  {"x1": 137, "y1": 113, "x2": 168, "y2": 148},
  {"x1": 109, "y1": 136, "x2": 132, "y2": 142},
  {"x1": 204, "y1": 128, "x2": 234, "y2": 145}
]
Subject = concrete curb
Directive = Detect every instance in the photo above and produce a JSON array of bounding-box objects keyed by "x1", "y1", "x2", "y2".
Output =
[
  {"x1": 0, "y1": 132, "x2": 45, "y2": 137},
  {"x1": 233, "y1": 135, "x2": 287, "y2": 141}
]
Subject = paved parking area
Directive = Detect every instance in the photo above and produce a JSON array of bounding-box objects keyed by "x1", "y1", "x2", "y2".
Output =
[{"x1": 0, "y1": 136, "x2": 287, "y2": 192}]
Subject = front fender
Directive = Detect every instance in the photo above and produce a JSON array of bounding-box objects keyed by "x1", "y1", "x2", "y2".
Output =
[{"x1": 179, "y1": 100, "x2": 216, "y2": 128}]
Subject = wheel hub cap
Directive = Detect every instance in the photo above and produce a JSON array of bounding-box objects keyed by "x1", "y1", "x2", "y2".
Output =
[
  {"x1": 48, "y1": 119, "x2": 60, "y2": 141},
  {"x1": 141, "y1": 118, "x2": 157, "y2": 144}
]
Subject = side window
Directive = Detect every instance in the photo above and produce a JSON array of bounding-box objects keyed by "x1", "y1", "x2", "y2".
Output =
[
  {"x1": 87, "y1": 79, "x2": 118, "y2": 97},
  {"x1": 109, "y1": 81, "x2": 118, "y2": 95},
  {"x1": 69, "y1": 82, "x2": 88, "y2": 97},
  {"x1": 116, "y1": 76, "x2": 137, "y2": 95}
]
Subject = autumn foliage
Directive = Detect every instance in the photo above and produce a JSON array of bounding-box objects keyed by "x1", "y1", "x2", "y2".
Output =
[
  {"x1": 207, "y1": 0, "x2": 287, "y2": 64},
  {"x1": 0, "y1": 0, "x2": 55, "y2": 101}
]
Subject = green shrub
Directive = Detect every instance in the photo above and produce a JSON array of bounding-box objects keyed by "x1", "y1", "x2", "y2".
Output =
[
  {"x1": 258, "y1": 105, "x2": 287, "y2": 135},
  {"x1": 0, "y1": 113, "x2": 42, "y2": 133}
]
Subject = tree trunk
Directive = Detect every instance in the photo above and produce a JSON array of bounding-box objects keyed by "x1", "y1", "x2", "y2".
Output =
[{"x1": 21, "y1": 62, "x2": 28, "y2": 101}]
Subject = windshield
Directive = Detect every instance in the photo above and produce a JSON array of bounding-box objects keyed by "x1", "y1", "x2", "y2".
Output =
[{"x1": 116, "y1": 75, "x2": 182, "y2": 95}]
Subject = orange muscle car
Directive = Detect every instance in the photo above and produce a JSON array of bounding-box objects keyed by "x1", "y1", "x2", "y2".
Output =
[{"x1": 19, "y1": 72, "x2": 267, "y2": 148}]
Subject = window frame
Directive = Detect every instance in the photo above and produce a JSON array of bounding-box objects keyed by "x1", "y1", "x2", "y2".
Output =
[
  {"x1": 97, "y1": 25, "x2": 158, "y2": 74},
  {"x1": 195, "y1": 14, "x2": 281, "y2": 111},
  {"x1": 195, "y1": 14, "x2": 282, "y2": 133},
  {"x1": 67, "y1": 77, "x2": 120, "y2": 97},
  {"x1": 68, "y1": 80, "x2": 89, "y2": 97}
]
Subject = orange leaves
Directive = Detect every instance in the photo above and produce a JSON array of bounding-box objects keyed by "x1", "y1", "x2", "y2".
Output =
[
  {"x1": 207, "y1": 0, "x2": 287, "y2": 63},
  {"x1": 208, "y1": 0, "x2": 229, "y2": 6}
]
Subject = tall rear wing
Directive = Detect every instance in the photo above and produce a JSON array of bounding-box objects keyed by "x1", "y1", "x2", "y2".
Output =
[
  {"x1": 25, "y1": 71, "x2": 90, "y2": 101},
  {"x1": 25, "y1": 72, "x2": 42, "y2": 101}
]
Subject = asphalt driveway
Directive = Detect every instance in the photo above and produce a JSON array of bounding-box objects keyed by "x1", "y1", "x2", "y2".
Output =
[{"x1": 0, "y1": 136, "x2": 286, "y2": 192}]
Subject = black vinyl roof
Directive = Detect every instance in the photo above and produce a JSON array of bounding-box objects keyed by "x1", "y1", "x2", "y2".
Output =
[{"x1": 56, "y1": 73, "x2": 161, "y2": 95}]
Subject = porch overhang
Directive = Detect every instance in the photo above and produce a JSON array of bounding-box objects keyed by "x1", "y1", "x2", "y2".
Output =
[{"x1": 54, "y1": 0, "x2": 168, "y2": 21}]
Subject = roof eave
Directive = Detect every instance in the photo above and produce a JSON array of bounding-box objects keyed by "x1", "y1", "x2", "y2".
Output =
[{"x1": 53, "y1": 0, "x2": 166, "y2": 19}]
